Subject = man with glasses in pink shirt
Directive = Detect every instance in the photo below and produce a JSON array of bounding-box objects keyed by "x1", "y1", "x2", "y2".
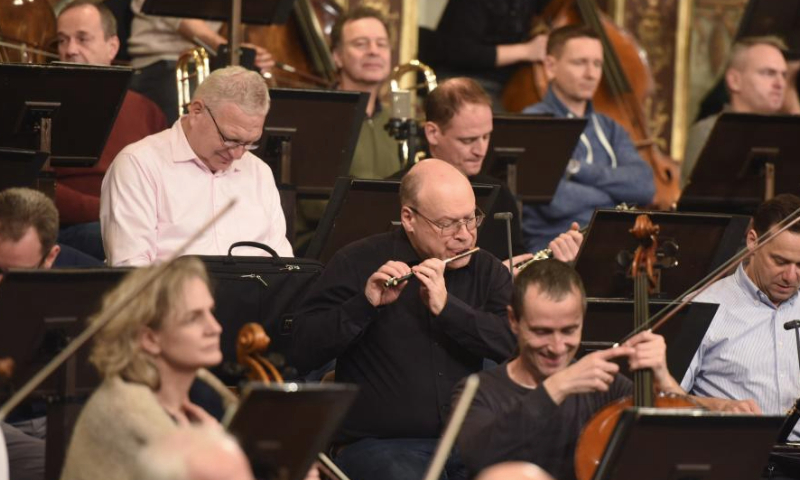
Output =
[{"x1": 100, "y1": 66, "x2": 293, "y2": 266}]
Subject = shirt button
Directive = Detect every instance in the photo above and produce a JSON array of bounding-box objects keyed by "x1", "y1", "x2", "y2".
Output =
[{"x1": 438, "y1": 372, "x2": 443, "y2": 377}]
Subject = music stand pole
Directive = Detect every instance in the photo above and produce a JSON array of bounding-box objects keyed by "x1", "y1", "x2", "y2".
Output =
[
  {"x1": 765, "y1": 162, "x2": 775, "y2": 201},
  {"x1": 229, "y1": 0, "x2": 242, "y2": 66}
]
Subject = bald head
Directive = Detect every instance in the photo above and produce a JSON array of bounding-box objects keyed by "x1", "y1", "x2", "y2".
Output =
[
  {"x1": 399, "y1": 158, "x2": 473, "y2": 207},
  {"x1": 476, "y1": 462, "x2": 555, "y2": 480},
  {"x1": 400, "y1": 159, "x2": 479, "y2": 266}
]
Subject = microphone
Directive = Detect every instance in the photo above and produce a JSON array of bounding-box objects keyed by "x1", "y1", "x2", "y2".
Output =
[
  {"x1": 784, "y1": 320, "x2": 800, "y2": 331},
  {"x1": 494, "y1": 212, "x2": 514, "y2": 273},
  {"x1": 390, "y1": 90, "x2": 412, "y2": 120}
]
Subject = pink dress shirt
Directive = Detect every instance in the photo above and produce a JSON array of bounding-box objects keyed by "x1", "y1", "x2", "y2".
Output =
[{"x1": 100, "y1": 120, "x2": 293, "y2": 266}]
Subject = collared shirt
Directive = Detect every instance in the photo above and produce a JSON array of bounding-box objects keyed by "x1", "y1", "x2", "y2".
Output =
[
  {"x1": 100, "y1": 120, "x2": 293, "y2": 266},
  {"x1": 292, "y1": 228, "x2": 515, "y2": 442},
  {"x1": 681, "y1": 264, "x2": 800, "y2": 438}
]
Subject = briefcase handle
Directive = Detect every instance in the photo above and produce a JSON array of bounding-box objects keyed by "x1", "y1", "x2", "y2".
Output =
[{"x1": 227, "y1": 241, "x2": 283, "y2": 264}]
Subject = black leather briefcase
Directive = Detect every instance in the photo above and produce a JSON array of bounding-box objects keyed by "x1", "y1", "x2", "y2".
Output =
[{"x1": 198, "y1": 241, "x2": 323, "y2": 383}]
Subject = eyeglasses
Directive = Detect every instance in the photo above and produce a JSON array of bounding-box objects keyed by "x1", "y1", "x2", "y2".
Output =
[
  {"x1": 205, "y1": 106, "x2": 260, "y2": 151},
  {"x1": 408, "y1": 206, "x2": 485, "y2": 236}
]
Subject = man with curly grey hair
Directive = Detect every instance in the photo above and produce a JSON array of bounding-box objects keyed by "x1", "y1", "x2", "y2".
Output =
[{"x1": 100, "y1": 66, "x2": 293, "y2": 266}]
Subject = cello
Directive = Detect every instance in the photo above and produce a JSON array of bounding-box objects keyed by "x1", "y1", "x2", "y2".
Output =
[
  {"x1": 573, "y1": 214, "x2": 696, "y2": 480},
  {"x1": 502, "y1": 0, "x2": 681, "y2": 210}
]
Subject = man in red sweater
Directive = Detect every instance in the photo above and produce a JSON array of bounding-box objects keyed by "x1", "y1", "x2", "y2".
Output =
[{"x1": 55, "y1": 0, "x2": 167, "y2": 261}]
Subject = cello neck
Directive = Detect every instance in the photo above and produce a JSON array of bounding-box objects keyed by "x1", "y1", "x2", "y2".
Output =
[{"x1": 633, "y1": 272, "x2": 654, "y2": 407}]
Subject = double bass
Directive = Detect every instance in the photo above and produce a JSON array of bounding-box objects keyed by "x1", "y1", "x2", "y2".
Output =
[
  {"x1": 240, "y1": 0, "x2": 340, "y2": 89},
  {"x1": 502, "y1": 0, "x2": 681, "y2": 210}
]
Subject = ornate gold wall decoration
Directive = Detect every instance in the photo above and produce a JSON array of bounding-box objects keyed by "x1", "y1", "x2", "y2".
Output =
[{"x1": 688, "y1": 0, "x2": 747, "y2": 123}]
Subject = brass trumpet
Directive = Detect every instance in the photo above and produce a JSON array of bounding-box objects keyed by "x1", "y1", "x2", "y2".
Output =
[{"x1": 176, "y1": 46, "x2": 211, "y2": 118}]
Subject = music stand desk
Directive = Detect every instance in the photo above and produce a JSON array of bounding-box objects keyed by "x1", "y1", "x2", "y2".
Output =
[
  {"x1": 305, "y1": 178, "x2": 500, "y2": 263},
  {"x1": 735, "y1": 0, "x2": 800, "y2": 59},
  {"x1": 255, "y1": 88, "x2": 368, "y2": 197},
  {"x1": 226, "y1": 382, "x2": 358, "y2": 480},
  {"x1": 580, "y1": 298, "x2": 718, "y2": 382},
  {"x1": 680, "y1": 113, "x2": 800, "y2": 212},
  {"x1": 482, "y1": 115, "x2": 586, "y2": 203},
  {"x1": 141, "y1": 0, "x2": 295, "y2": 25},
  {"x1": 0, "y1": 63, "x2": 130, "y2": 168},
  {"x1": 0, "y1": 148, "x2": 48, "y2": 191},
  {"x1": 0, "y1": 268, "x2": 129, "y2": 479},
  {"x1": 595, "y1": 408, "x2": 784, "y2": 480},
  {"x1": 575, "y1": 208, "x2": 750, "y2": 300}
]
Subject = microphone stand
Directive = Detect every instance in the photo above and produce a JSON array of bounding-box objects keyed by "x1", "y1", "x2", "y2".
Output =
[
  {"x1": 779, "y1": 320, "x2": 800, "y2": 443},
  {"x1": 493, "y1": 212, "x2": 514, "y2": 273}
]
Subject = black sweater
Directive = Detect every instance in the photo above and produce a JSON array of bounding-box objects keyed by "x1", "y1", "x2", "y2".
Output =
[{"x1": 455, "y1": 361, "x2": 631, "y2": 480}]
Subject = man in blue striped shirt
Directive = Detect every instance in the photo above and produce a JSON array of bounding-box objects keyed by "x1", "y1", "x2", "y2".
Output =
[{"x1": 681, "y1": 194, "x2": 800, "y2": 433}]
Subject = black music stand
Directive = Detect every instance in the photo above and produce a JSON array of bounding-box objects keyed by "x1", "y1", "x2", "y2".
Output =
[
  {"x1": 680, "y1": 113, "x2": 800, "y2": 214},
  {"x1": 304, "y1": 178, "x2": 500, "y2": 263},
  {"x1": 141, "y1": 0, "x2": 295, "y2": 25},
  {"x1": 0, "y1": 149, "x2": 48, "y2": 191},
  {"x1": 594, "y1": 408, "x2": 784, "y2": 480},
  {"x1": 0, "y1": 268, "x2": 129, "y2": 479},
  {"x1": 226, "y1": 382, "x2": 358, "y2": 480},
  {"x1": 575, "y1": 208, "x2": 750, "y2": 300},
  {"x1": 0, "y1": 63, "x2": 131, "y2": 169},
  {"x1": 481, "y1": 115, "x2": 587, "y2": 203},
  {"x1": 735, "y1": 0, "x2": 800, "y2": 59},
  {"x1": 580, "y1": 298, "x2": 718, "y2": 381},
  {"x1": 254, "y1": 89, "x2": 368, "y2": 197}
]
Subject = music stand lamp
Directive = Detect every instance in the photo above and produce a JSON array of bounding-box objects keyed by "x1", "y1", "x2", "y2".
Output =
[
  {"x1": 0, "y1": 64, "x2": 130, "y2": 197},
  {"x1": 481, "y1": 115, "x2": 587, "y2": 204},
  {"x1": 0, "y1": 269, "x2": 128, "y2": 479}
]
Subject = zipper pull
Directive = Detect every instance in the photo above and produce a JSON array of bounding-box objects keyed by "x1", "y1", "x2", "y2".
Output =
[{"x1": 240, "y1": 273, "x2": 269, "y2": 288}]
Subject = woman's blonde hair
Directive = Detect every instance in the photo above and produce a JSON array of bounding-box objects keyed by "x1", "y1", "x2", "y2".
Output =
[{"x1": 89, "y1": 256, "x2": 210, "y2": 390}]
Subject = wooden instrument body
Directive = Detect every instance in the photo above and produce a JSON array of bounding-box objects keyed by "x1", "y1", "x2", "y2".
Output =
[
  {"x1": 502, "y1": 0, "x2": 680, "y2": 210},
  {"x1": 573, "y1": 215, "x2": 696, "y2": 480},
  {"x1": 0, "y1": 0, "x2": 57, "y2": 63},
  {"x1": 241, "y1": 0, "x2": 340, "y2": 88}
]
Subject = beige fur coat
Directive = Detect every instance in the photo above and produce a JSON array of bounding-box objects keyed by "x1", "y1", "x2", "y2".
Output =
[
  {"x1": 59, "y1": 376, "x2": 176, "y2": 480},
  {"x1": 59, "y1": 370, "x2": 235, "y2": 480}
]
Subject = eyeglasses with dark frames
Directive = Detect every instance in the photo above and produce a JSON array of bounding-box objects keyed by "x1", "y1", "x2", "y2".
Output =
[
  {"x1": 205, "y1": 106, "x2": 261, "y2": 151},
  {"x1": 408, "y1": 206, "x2": 485, "y2": 236}
]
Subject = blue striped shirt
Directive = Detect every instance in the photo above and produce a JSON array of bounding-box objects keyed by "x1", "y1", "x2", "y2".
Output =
[{"x1": 681, "y1": 264, "x2": 800, "y2": 438}]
